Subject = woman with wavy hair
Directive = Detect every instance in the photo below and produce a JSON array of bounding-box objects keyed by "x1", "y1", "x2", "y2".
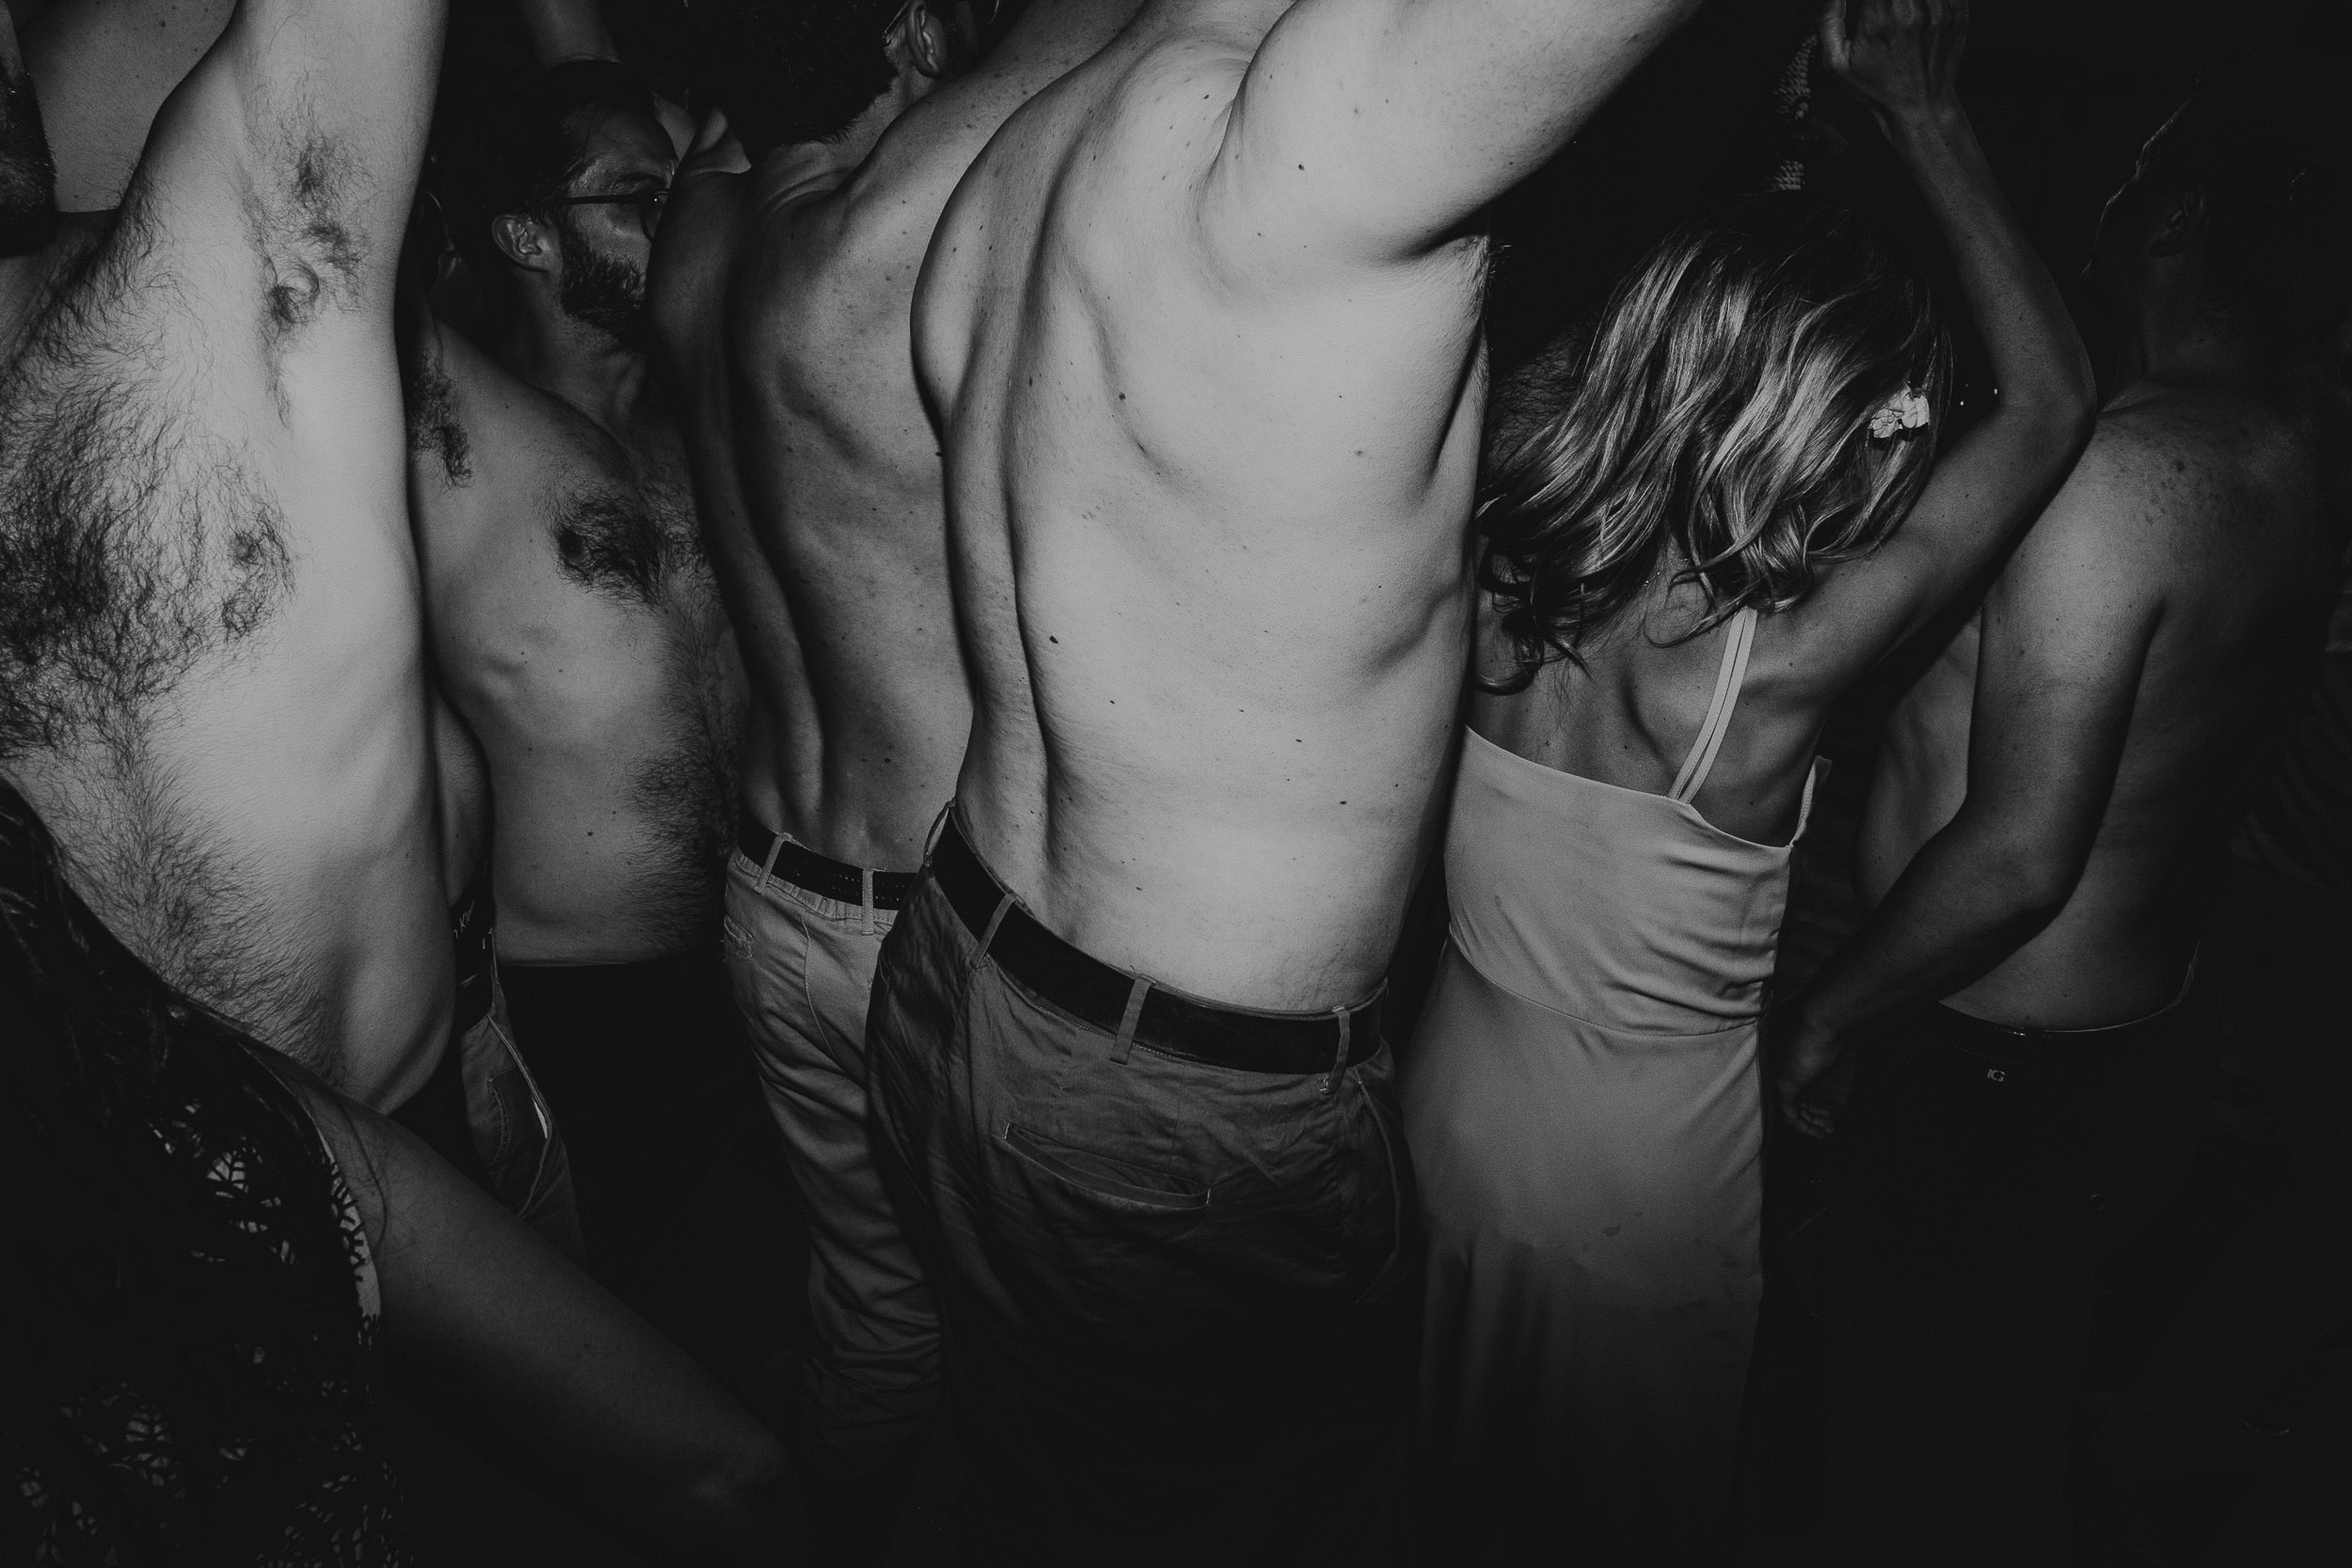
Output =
[{"x1": 1402, "y1": 1, "x2": 2095, "y2": 1558}]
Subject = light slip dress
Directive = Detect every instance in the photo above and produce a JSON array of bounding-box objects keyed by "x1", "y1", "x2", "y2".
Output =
[{"x1": 1404, "y1": 607, "x2": 1817, "y2": 1561}]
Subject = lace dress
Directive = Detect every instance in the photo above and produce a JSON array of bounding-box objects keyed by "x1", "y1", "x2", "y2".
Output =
[{"x1": 0, "y1": 784, "x2": 409, "y2": 1566}]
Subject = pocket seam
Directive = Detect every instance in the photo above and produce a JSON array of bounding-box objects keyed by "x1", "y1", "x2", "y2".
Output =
[{"x1": 997, "y1": 1122, "x2": 1212, "y2": 1212}]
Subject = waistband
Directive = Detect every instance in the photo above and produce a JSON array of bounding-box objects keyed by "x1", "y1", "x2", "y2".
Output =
[
  {"x1": 1916, "y1": 993, "x2": 2195, "y2": 1070},
  {"x1": 449, "y1": 865, "x2": 497, "y2": 1037},
  {"x1": 930, "y1": 813, "x2": 1384, "y2": 1077},
  {"x1": 739, "y1": 819, "x2": 916, "y2": 911}
]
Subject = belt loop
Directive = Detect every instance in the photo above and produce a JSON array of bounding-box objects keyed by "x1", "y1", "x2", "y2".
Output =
[
  {"x1": 757, "y1": 830, "x2": 786, "y2": 895},
  {"x1": 925, "y1": 801, "x2": 954, "y2": 865},
  {"x1": 862, "y1": 865, "x2": 877, "y2": 938},
  {"x1": 1110, "y1": 975, "x2": 1150, "y2": 1065},
  {"x1": 972, "y1": 893, "x2": 1014, "y2": 971},
  {"x1": 1322, "y1": 1006, "x2": 1351, "y2": 1096}
]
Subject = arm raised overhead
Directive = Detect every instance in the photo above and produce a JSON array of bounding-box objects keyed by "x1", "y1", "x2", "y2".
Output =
[
  {"x1": 1780, "y1": 0, "x2": 2096, "y2": 673},
  {"x1": 132, "y1": 0, "x2": 448, "y2": 302},
  {"x1": 1210, "y1": 0, "x2": 1704, "y2": 267}
]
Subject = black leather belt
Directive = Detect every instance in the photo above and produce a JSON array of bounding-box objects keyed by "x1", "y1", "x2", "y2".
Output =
[
  {"x1": 930, "y1": 815, "x2": 1384, "y2": 1077},
  {"x1": 739, "y1": 820, "x2": 917, "y2": 910}
]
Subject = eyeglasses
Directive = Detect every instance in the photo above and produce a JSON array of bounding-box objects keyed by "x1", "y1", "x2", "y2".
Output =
[{"x1": 536, "y1": 186, "x2": 668, "y2": 240}]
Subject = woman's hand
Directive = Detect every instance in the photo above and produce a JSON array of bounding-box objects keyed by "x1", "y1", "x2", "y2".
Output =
[
  {"x1": 1772, "y1": 999, "x2": 1846, "y2": 1139},
  {"x1": 1818, "y1": 0, "x2": 1969, "y2": 126}
]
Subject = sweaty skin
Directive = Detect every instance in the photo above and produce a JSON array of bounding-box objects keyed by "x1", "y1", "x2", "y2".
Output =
[
  {"x1": 652, "y1": 0, "x2": 1143, "y2": 877},
  {"x1": 0, "y1": 0, "x2": 453, "y2": 1106},
  {"x1": 1859, "y1": 387, "x2": 2343, "y2": 1026},
  {"x1": 914, "y1": 0, "x2": 1701, "y2": 1010},
  {"x1": 410, "y1": 123, "x2": 744, "y2": 966}
]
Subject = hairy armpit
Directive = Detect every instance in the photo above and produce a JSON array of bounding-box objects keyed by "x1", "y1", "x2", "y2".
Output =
[
  {"x1": 404, "y1": 348, "x2": 471, "y2": 486},
  {"x1": 246, "y1": 116, "x2": 370, "y2": 351}
]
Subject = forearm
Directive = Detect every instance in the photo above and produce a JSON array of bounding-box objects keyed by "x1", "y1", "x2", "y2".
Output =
[
  {"x1": 1886, "y1": 103, "x2": 2091, "y2": 421},
  {"x1": 1801, "y1": 816, "x2": 2066, "y2": 1037},
  {"x1": 515, "y1": 0, "x2": 614, "y2": 64}
]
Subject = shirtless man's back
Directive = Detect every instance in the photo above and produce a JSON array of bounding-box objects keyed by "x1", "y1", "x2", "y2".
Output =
[
  {"x1": 1784, "y1": 69, "x2": 2352, "y2": 1561},
  {"x1": 1860, "y1": 388, "x2": 2339, "y2": 1023},
  {"x1": 0, "y1": 0, "x2": 452, "y2": 1105},
  {"x1": 650, "y1": 2, "x2": 1137, "y2": 1546},
  {"x1": 868, "y1": 2, "x2": 1697, "y2": 1559}
]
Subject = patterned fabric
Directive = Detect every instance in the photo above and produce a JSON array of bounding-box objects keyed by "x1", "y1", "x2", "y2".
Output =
[{"x1": 0, "y1": 784, "x2": 408, "y2": 1567}]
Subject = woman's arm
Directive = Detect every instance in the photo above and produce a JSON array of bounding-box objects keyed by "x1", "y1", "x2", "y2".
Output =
[
  {"x1": 290, "y1": 1080, "x2": 803, "y2": 1565},
  {"x1": 1794, "y1": 0, "x2": 2096, "y2": 673}
]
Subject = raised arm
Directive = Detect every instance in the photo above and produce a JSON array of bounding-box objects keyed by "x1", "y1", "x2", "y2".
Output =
[
  {"x1": 1775, "y1": 427, "x2": 2162, "y2": 1134},
  {"x1": 133, "y1": 0, "x2": 448, "y2": 299},
  {"x1": 1212, "y1": 0, "x2": 1702, "y2": 265},
  {"x1": 21, "y1": 0, "x2": 233, "y2": 212},
  {"x1": 514, "y1": 0, "x2": 616, "y2": 64},
  {"x1": 1792, "y1": 0, "x2": 2096, "y2": 671}
]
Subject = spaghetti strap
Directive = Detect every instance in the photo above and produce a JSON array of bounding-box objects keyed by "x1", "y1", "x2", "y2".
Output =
[{"x1": 1670, "y1": 607, "x2": 1758, "y2": 804}]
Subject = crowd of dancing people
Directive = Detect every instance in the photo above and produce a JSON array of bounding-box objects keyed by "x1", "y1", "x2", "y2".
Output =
[{"x1": 2, "y1": 0, "x2": 2347, "y2": 1563}]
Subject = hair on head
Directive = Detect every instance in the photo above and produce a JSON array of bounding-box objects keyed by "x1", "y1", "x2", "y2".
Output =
[
  {"x1": 2136, "y1": 55, "x2": 2352, "y2": 336},
  {"x1": 689, "y1": 0, "x2": 907, "y2": 159},
  {"x1": 439, "y1": 59, "x2": 657, "y2": 298},
  {"x1": 1478, "y1": 193, "x2": 1951, "y2": 692}
]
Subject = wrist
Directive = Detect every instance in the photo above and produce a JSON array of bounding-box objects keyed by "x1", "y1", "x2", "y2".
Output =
[{"x1": 1879, "y1": 98, "x2": 1971, "y2": 146}]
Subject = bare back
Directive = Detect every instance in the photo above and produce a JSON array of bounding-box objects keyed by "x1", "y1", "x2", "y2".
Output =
[
  {"x1": 654, "y1": 1, "x2": 1140, "y2": 874},
  {"x1": 1863, "y1": 387, "x2": 2344, "y2": 1025},
  {"x1": 0, "y1": 3, "x2": 452, "y2": 1101},
  {"x1": 914, "y1": 14, "x2": 1496, "y2": 1008}
]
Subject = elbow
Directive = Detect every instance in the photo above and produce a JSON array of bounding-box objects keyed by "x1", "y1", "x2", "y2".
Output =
[
  {"x1": 2000, "y1": 345, "x2": 2101, "y2": 455},
  {"x1": 646, "y1": 1443, "x2": 803, "y2": 1566},
  {"x1": 1979, "y1": 840, "x2": 2083, "y2": 930}
]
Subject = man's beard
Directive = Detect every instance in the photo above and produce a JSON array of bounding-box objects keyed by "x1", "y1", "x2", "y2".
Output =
[
  {"x1": 0, "y1": 65, "x2": 59, "y2": 257},
  {"x1": 554, "y1": 216, "x2": 648, "y2": 350}
]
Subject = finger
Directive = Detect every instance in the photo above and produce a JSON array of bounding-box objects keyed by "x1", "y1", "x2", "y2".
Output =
[{"x1": 1814, "y1": 0, "x2": 1847, "y2": 64}]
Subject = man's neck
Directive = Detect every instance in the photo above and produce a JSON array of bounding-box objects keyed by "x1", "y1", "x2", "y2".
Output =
[
  {"x1": 499, "y1": 306, "x2": 651, "y2": 437},
  {"x1": 2110, "y1": 264, "x2": 2286, "y2": 404},
  {"x1": 751, "y1": 77, "x2": 920, "y2": 199}
]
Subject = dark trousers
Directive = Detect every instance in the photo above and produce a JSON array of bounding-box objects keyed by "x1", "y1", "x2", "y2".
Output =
[
  {"x1": 1822, "y1": 995, "x2": 2212, "y2": 1566},
  {"x1": 865, "y1": 870, "x2": 1419, "y2": 1567},
  {"x1": 501, "y1": 947, "x2": 785, "y2": 1370},
  {"x1": 2123, "y1": 860, "x2": 2352, "y2": 1433}
]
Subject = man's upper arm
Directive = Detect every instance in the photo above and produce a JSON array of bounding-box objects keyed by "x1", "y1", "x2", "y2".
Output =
[
  {"x1": 135, "y1": 0, "x2": 446, "y2": 297},
  {"x1": 23, "y1": 0, "x2": 236, "y2": 213},
  {"x1": 1958, "y1": 430, "x2": 2165, "y2": 886},
  {"x1": 1214, "y1": 0, "x2": 1698, "y2": 266}
]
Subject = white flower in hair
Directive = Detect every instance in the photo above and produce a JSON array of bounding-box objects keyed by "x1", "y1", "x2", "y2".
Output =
[{"x1": 1869, "y1": 387, "x2": 1932, "y2": 440}]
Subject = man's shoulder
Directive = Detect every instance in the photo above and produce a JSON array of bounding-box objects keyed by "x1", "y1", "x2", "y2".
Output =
[{"x1": 2047, "y1": 393, "x2": 2256, "y2": 533}]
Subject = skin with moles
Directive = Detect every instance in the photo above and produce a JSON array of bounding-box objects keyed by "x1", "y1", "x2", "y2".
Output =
[
  {"x1": 412, "y1": 107, "x2": 745, "y2": 966},
  {"x1": 1855, "y1": 147, "x2": 2346, "y2": 1029},
  {"x1": 649, "y1": 0, "x2": 1115, "y2": 879},
  {"x1": 914, "y1": 0, "x2": 1709, "y2": 1010}
]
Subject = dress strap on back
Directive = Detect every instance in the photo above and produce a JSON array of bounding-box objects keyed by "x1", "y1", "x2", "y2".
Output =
[{"x1": 1669, "y1": 607, "x2": 1758, "y2": 804}]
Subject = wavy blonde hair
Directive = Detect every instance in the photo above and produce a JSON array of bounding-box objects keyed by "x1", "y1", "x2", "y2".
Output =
[{"x1": 1479, "y1": 194, "x2": 1952, "y2": 690}]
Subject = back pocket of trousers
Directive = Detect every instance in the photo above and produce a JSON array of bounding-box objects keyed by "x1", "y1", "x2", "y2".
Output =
[{"x1": 999, "y1": 1123, "x2": 1211, "y2": 1212}]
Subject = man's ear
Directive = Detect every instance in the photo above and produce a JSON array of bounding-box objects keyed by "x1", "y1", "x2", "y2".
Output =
[
  {"x1": 898, "y1": 0, "x2": 977, "y2": 83},
  {"x1": 2149, "y1": 185, "x2": 2206, "y2": 260},
  {"x1": 491, "y1": 213, "x2": 557, "y2": 274}
]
